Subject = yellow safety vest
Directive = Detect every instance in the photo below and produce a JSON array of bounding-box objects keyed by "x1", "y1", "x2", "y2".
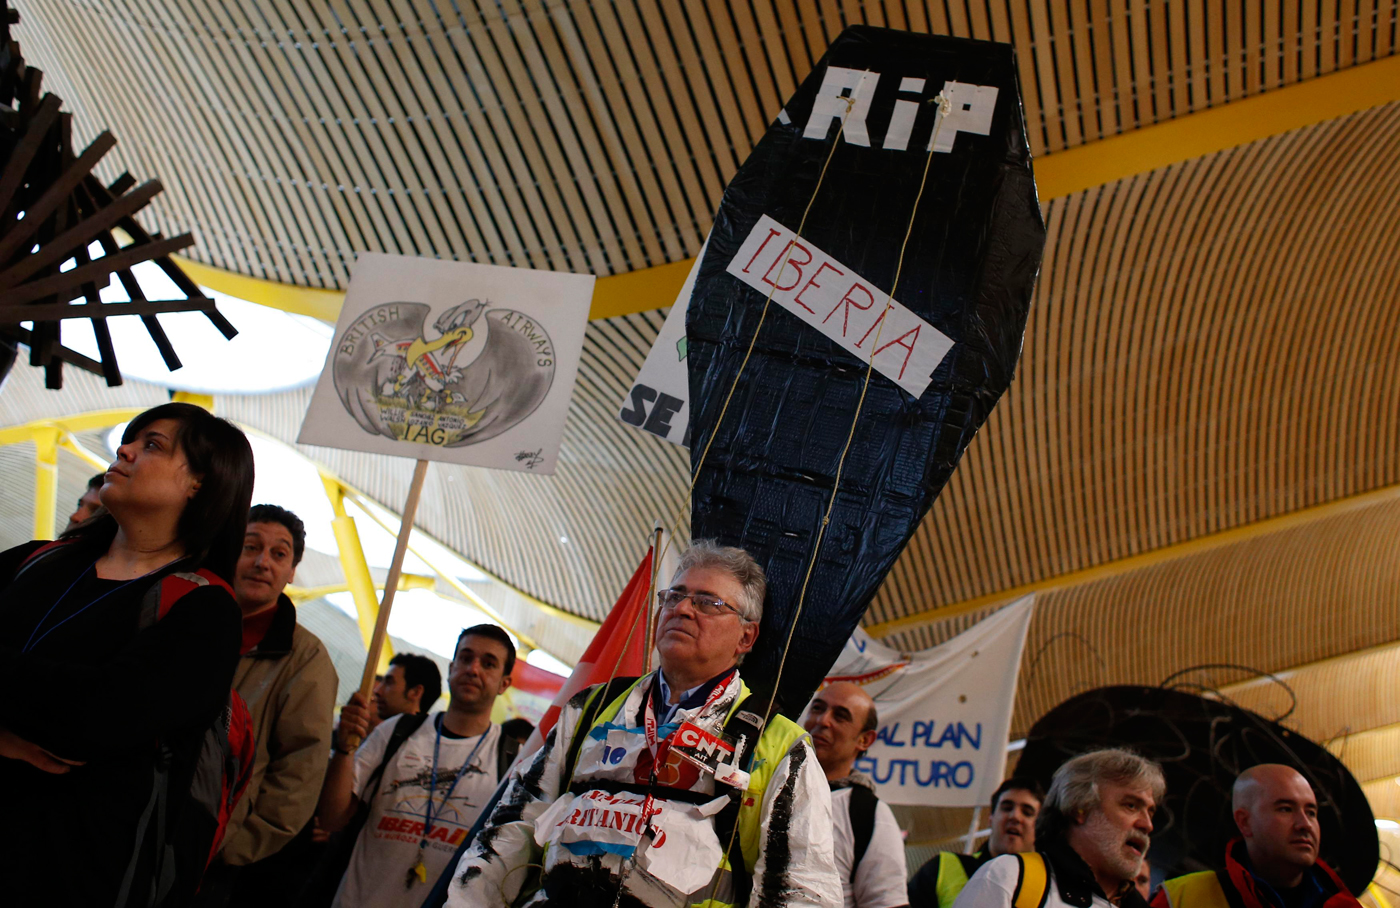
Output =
[
  {"x1": 1155, "y1": 871, "x2": 1230, "y2": 908},
  {"x1": 934, "y1": 850, "x2": 976, "y2": 907},
  {"x1": 582, "y1": 676, "x2": 810, "y2": 908}
]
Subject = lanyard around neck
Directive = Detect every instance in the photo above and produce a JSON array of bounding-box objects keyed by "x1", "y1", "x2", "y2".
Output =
[
  {"x1": 641, "y1": 673, "x2": 731, "y2": 761},
  {"x1": 420, "y1": 714, "x2": 489, "y2": 844},
  {"x1": 21, "y1": 561, "x2": 156, "y2": 654}
]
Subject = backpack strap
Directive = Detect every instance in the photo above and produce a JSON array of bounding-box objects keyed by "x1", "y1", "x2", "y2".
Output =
[
  {"x1": 13, "y1": 539, "x2": 72, "y2": 582},
  {"x1": 495, "y1": 727, "x2": 521, "y2": 782},
  {"x1": 1013, "y1": 852, "x2": 1051, "y2": 908},
  {"x1": 846, "y1": 784, "x2": 878, "y2": 884},
  {"x1": 363, "y1": 711, "x2": 431, "y2": 800},
  {"x1": 561, "y1": 675, "x2": 640, "y2": 785},
  {"x1": 137, "y1": 567, "x2": 233, "y2": 629},
  {"x1": 114, "y1": 752, "x2": 171, "y2": 908}
]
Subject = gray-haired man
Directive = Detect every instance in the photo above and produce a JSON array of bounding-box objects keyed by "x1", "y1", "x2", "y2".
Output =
[
  {"x1": 446, "y1": 540, "x2": 841, "y2": 908},
  {"x1": 954, "y1": 748, "x2": 1164, "y2": 908}
]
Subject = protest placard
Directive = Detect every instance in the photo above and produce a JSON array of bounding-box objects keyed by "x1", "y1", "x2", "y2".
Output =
[
  {"x1": 300, "y1": 252, "x2": 594, "y2": 474},
  {"x1": 298, "y1": 252, "x2": 594, "y2": 745}
]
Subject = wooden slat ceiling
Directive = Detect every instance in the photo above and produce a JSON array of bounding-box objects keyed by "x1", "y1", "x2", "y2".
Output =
[
  {"x1": 9, "y1": 1, "x2": 1400, "y2": 796},
  {"x1": 872, "y1": 98, "x2": 1400, "y2": 631},
  {"x1": 1222, "y1": 644, "x2": 1400, "y2": 791},
  {"x1": 19, "y1": 1, "x2": 1398, "y2": 288},
  {"x1": 899, "y1": 489, "x2": 1400, "y2": 741}
]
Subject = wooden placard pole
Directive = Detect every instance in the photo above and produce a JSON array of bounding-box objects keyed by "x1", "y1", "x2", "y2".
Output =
[
  {"x1": 642, "y1": 523, "x2": 663, "y2": 674},
  {"x1": 346, "y1": 457, "x2": 429, "y2": 751}
]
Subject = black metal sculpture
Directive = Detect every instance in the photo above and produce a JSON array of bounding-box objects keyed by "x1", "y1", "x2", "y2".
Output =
[
  {"x1": 0, "y1": 1, "x2": 234, "y2": 389},
  {"x1": 1017, "y1": 685, "x2": 1378, "y2": 895}
]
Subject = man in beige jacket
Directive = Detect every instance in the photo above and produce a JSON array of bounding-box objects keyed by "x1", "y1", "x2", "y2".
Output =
[{"x1": 197, "y1": 504, "x2": 340, "y2": 907}]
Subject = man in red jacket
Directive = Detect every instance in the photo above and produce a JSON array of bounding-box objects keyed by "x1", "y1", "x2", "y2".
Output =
[{"x1": 1152, "y1": 764, "x2": 1361, "y2": 908}]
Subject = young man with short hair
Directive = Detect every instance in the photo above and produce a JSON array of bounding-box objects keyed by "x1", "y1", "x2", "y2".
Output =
[
  {"x1": 907, "y1": 777, "x2": 1044, "y2": 907},
  {"x1": 300, "y1": 657, "x2": 443, "y2": 907},
  {"x1": 63, "y1": 472, "x2": 105, "y2": 532},
  {"x1": 373, "y1": 652, "x2": 442, "y2": 720},
  {"x1": 804, "y1": 680, "x2": 909, "y2": 908},
  {"x1": 319, "y1": 624, "x2": 516, "y2": 908}
]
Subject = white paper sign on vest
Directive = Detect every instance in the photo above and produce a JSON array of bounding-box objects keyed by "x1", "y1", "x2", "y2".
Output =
[{"x1": 821, "y1": 596, "x2": 1034, "y2": 807}]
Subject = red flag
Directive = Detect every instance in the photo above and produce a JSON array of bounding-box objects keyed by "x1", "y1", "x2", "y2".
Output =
[
  {"x1": 521, "y1": 547, "x2": 654, "y2": 756},
  {"x1": 498, "y1": 661, "x2": 568, "y2": 724}
]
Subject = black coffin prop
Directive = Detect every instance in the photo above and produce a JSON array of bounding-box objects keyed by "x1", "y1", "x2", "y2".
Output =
[
  {"x1": 686, "y1": 26, "x2": 1045, "y2": 713},
  {"x1": 1017, "y1": 685, "x2": 1378, "y2": 895}
]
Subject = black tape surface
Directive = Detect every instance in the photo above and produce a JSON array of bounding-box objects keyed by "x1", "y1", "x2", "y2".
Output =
[{"x1": 686, "y1": 26, "x2": 1045, "y2": 712}]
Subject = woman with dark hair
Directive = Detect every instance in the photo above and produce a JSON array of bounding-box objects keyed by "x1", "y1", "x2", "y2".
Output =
[{"x1": 0, "y1": 402, "x2": 255, "y2": 907}]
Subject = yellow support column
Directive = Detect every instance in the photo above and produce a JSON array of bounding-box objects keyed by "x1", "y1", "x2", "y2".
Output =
[
  {"x1": 321, "y1": 473, "x2": 393, "y2": 671},
  {"x1": 32, "y1": 427, "x2": 59, "y2": 540}
]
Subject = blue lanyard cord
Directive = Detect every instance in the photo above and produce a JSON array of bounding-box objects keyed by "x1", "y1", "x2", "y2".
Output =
[
  {"x1": 21, "y1": 562, "x2": 152, "y2": 655},
  {"x1": 421, "y1": 714, "x2": 490, "y2": 844}
]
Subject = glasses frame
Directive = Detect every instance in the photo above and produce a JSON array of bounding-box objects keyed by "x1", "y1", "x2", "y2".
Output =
[{"x1": 656, "y1": 587, "x2": 746, "y2": 620}]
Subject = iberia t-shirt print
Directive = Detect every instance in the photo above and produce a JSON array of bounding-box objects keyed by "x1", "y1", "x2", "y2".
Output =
[{"x1": 333, "y1": 714, "x2": 502, "y2": 908}]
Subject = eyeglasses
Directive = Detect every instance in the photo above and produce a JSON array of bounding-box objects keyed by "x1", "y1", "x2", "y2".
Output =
[{"x1": 657, "y1": 588, "x2": 744, "y2": 619}]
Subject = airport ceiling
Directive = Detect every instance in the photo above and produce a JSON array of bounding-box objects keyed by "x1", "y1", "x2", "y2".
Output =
[{"x1": 10, "y1": 2, "x2": 1400, "y2": 805}]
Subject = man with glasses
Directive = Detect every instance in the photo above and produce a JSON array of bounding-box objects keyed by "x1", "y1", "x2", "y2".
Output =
[{"x1": 447, "y1": 539, "x2": 841, "y2": 908}]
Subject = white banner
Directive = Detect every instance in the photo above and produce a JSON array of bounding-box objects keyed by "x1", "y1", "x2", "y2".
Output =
[
  {"x1": 726, "y1": 214, "x2": 954, "y2": 398},
  {"x1": 617, "y1": 237, "x2": 705, "y2": 447},
  {"x1": 299, "y1": 252, "x2": 594, "y2": 474},
  {"x1": 821, "y1": 596, "x2": 1034, "y2": 807}
]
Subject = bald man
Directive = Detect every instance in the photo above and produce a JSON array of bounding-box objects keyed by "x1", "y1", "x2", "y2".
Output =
[
  {"x1": 805, "y1": 681, "x2": 909, "y2": 908},
  {"x1": 1151, "y1": 764, "x2": 1361, "y2": 908}
]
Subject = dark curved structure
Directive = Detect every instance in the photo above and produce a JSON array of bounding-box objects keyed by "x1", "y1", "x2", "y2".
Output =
[{"x1": 1017, "y1": 685, "x2": 1378, "y2": 895}]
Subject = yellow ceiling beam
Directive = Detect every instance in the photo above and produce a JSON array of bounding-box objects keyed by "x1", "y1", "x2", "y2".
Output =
[
  {"x1": 58, "y1": 435, "x2": 111, "y2": 472},
  {"x1": 1217, "y1": 638, "x2": 1400, "y2": 694},
  {"x1": 0, "y1": 409, "x2": 142, "y2": 541},
  {"x1": 320, "y1": 473, "x2": 386, "y2": 658},
  {"x1": 0, "y1": 409, "x2": 145, "y2": 446},
  {"x1": 865, "y1": 480, "x2": 1400, "y2": 640},
  {"x1": 586, "y1": 256, "x2": 695, "y2": 319},
  {"x1": 285, "y1": 573, "x2": 436, "y2": 604},
  {"x1": 173, "y1": 251, "x2": 695, "y2": 325},
  {"x1": 175, "y1": 256, "x2": 344, "y2": 322},
  {"x1": 174, "y1": 56, "x2": 1400, "y2": 326},
  {"x1": 331, "y1": 472, "x2": 599, "y2": 636},
  {"x1": 1034, "y1": 53, "x2": 1400, "y2": 200}
]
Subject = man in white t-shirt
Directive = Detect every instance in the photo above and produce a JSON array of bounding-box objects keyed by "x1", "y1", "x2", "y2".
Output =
[
  {"x1": 317, "y1": 624, "x2": 516, "y2": 908},
  {"x1": 805, "y1": 680, "x2": 908, "y2": 908}
]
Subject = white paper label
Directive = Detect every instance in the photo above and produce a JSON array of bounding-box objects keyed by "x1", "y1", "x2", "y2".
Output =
[{"x1": 725, "y1": 215, "x2": 953, "y2": 398}]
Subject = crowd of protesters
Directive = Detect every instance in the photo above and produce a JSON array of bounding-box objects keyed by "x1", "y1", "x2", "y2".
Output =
[{"x1": 0, "y1": 402, "x2": 1372, "y2": 908}]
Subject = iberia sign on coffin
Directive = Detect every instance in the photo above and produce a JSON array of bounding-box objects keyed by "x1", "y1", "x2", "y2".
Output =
[{"x1": 726, "y1": 214, "x2": 954, "y2": 398}]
